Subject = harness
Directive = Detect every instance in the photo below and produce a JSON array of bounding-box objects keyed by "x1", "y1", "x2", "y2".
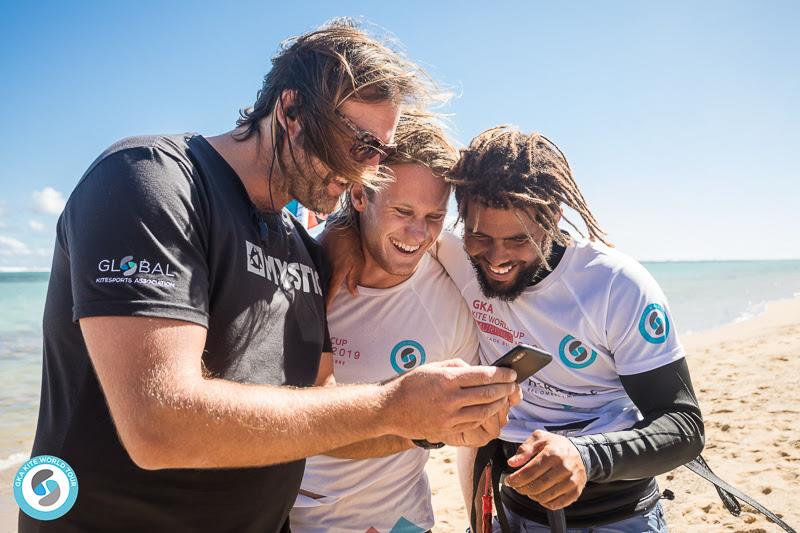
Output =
[{"x1": 470, "y1": 440, "x2": 796, "y2": 533}]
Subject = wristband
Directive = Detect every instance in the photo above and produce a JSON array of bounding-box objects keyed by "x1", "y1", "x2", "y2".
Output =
[{"x1": 412, "y1": 439, "x2": 445, "y2": 449}]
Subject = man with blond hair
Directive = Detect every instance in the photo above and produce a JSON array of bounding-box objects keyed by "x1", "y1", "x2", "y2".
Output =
[{"x1": 292, "y1": 110, "x2": 506, "y2": 533}]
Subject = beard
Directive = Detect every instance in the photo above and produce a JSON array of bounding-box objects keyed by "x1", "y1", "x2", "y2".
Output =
[
  {"x1": 288, "y1": 168, "x2": 341, "y2": 214},
  {"x1": 469, "y1": 237, "x2": 554, "y2": 302}
]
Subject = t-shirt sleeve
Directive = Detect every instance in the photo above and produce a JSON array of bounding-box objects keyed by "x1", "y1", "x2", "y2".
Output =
[
  {"x1": 430, "y1": 229, "x2": 474, "y2": 291},
  {"x1": 64, "y1": 144, "x2": 210, "y2": 326},
  {"x1": 605, "y1": 261, "x2": 684, "y2": 375},
  {"x1": 450, "y1": 297, "x2": 481, "y2": 365}
]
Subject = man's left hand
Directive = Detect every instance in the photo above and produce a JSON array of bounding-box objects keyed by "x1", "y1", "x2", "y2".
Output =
[{"x1": 503, "y1": 430, "x2": 587, "y2": 510}]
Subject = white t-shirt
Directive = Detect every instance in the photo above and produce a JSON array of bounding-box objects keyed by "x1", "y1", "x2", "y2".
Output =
[
  {"x1": 434, "y1": 231, "x2": 685, "y2": 443},
  {"x1": 290, "y1": 253, "x2": 480, "y2": 533}
]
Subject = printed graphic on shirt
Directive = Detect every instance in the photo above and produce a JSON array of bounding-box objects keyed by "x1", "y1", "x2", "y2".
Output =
[
  {"x1": 245, "y1": 240, "x2": 266, "y2": 277},
  {"x1": 246, "y1": 240, "x2": 322, "y2": 295},
  {"x1": 469, "y1": 299, "x2": 527, "y2": 347},
  {"x1": 330, "y1": 336, "x2": 360, "y2": 367},
  {"x1": 95, "y1": 254, "x2": 178, "y2": 288},
  {"x1": 638, "y1": 303, "x2": 670, "y2": 344},
  {"x1": 558, "y1": 335, "x2": 598, "y2": 369},
  {"x1": 390, "y1": 340, "x2": 426, "y2": 374}
]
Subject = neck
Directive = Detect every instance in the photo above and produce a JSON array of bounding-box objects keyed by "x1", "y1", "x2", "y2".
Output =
[
  {"x1": 529, "y1": 240, "x2": 567, "y2": 287},
  {"x1": 205, "y1": 123, "x2": 291, "y2": 212},
  {"x1": 357, "y1": 242, "x2": 417, "y2": 290}
]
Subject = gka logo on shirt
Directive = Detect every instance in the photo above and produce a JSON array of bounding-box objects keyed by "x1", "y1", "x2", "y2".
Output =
[
  {"x1": 390, "y1": 340, "x2": 426, "y2": 374},
  {"x1": 14, "y1": 455, "x2": 78, "y2": 521},
  {"x1": 558, "y1": 335, "x2": 598, "y2": 369},
  {"x1": 639, "y1": 303, "x2": 670, "y2": 344}
]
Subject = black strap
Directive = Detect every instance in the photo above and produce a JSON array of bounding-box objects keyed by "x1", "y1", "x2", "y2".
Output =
[
  {"x1": 546, "y1": 509, "x2": 568, "y2": 533},
  {"x1": 471, "y1": 440, "x2": 510, "y2": 533},
  {"x1": 471, "y1": 441, "x2": 568, "y2": 533},
  {"x1": 684, "y1": 455, "x2": 796, "y2": 533}
]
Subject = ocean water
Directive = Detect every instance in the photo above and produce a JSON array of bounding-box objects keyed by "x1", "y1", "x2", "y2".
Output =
[{"x1": 2, "y1": 261, "x2": 800, "y2": 471}]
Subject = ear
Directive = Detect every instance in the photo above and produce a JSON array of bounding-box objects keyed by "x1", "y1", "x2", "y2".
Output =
[
  {"x1": 350, "y1": 185, "x2": 368, "y2": 213},
  {"x1": 275, "y1": 89, "x2": 302, "y2": 140}
]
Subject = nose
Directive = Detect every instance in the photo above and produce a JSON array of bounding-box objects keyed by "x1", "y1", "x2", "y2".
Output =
[
  {"x1": 363, "y1": 153, "x2": 381, "y2": 168},
  {"x1": 485, "y1": 243, "x2": 511, "y2": 266},
  {"x1": 406, "y1": 218, "x2": 426, "y2": 241}
]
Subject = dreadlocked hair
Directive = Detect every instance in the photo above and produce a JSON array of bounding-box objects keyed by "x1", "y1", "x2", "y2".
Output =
[
  {"x1": 336, "y1": 107, "x2": 458, "y2": 229},
  {"x1": 448, "y1": 126, "x2": 611, "y2": 267}
]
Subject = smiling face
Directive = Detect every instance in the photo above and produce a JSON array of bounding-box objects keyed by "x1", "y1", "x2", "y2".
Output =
[
  {"x1": 463, "y1": 203, "x2": 555, "y2": 301},
  {"x1": 353, "y1": 163, "x2": 450, "y2": 288},
  {"x1": 286, "y1": 99, "x2": 401, "y2": 214}
]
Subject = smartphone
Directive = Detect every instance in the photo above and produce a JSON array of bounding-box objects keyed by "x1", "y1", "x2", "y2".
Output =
[{"x1": 492, "y1": 344, "x2": 552, "y2": 383}]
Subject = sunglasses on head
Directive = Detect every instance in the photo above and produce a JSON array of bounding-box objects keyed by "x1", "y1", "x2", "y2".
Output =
[{"x1": 335, "y1": 110, "x2": 397, "y2": 164}]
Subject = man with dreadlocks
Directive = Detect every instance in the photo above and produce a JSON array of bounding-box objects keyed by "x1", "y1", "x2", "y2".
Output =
[{"x1": 435, "y1": 126, "x2": 705, "y2": 532}]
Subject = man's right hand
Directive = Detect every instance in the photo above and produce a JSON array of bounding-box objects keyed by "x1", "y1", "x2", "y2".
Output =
[{"x1": 384, "y1": 360, "x2": 520, "y2": 442}]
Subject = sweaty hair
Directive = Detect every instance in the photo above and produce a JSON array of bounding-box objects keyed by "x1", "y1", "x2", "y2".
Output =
[
  {"x1": 339, "y1": 108, "x2": 458, "y2": 227},
  {"x1": 235, "y1": 18, "x2": 437, "y2": 189},
  {"x1": 448, "y1": 126, "x2": 610, "y2": 265}
]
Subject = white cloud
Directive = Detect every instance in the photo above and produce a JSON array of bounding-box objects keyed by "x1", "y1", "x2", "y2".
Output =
[
  {"x1": 0, "y1": 235, "x2": 32, "y2": 256},
  {"x1": 32, "y1": 187, "x2": 66, "y2": 215},
  {"x1": 29, "y1": 220, "x2": 45, "y2": 232}
]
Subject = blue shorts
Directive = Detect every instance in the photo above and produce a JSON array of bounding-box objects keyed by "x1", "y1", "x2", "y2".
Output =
[{"x1": 492, "y1": 501, "x2": 668, "y2": 533}]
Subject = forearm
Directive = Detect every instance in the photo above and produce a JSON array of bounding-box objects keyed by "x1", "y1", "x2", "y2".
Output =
[
  {"x1": 569, "y1": 358, "x2": 705, "y2": 482},
  {"x1": 324, "y1": 435, "x2": 413, "y2": 459},
  {"x1": 133, "y1": 378, "x2": 394, "y2": 469}
]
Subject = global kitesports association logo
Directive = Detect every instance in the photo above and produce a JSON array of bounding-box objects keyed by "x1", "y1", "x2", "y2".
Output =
[
  {"x1": 96, "y1": 254, "x2": 178, "y2": 288},
  {"x1": 14, "y1": 455, "x2": 78, "y2": 521},
  {"x1": 390, "y1": 340, "x2": 426, "y2": 375},
  {"x1": 558, "y1": 335, "x2": 598, "y2": 369},
  {"x1": 638, "y1": 303, "x2": 670, "y2": 344}
]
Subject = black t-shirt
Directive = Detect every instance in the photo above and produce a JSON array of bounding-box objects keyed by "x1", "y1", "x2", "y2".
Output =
[{"x1": 21, "y1": 135, "x2": 331, "y2": 532}]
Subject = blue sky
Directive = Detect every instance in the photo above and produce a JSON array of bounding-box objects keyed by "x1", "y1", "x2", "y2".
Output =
[{"x1": 1, "y1": 1, "x2": 798, "y2": 269}]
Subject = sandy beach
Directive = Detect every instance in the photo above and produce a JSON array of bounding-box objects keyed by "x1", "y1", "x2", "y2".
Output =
[
  {"x1": 2, "y1": 298, "x2": 798, "y2": 532},
  {"x1": 427, "y1": 297, "x2": 800, "y2": 532}
]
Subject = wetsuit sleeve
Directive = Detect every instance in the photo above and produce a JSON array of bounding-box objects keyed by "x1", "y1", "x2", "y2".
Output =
[{"x1": 569, "y1": 358, "x2": 705, "y2": 482}]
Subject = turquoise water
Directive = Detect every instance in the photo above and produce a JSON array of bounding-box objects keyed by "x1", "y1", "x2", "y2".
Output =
[
  {"x1": 642, "y1": 260, "x2": 800, "y2": 334},
  {"x1": 2, "y1": 262, "x2": 800, "y2": 469}
]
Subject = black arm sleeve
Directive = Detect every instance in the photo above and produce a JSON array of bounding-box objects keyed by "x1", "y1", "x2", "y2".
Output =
[{"x1": 569, "y1": 358, "x2": 705, "y2": 483}]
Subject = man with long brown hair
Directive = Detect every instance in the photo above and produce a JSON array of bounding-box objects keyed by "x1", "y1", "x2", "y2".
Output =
[{"x1": 22, "y1": 21, "x2": 519, "y2": 532}]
